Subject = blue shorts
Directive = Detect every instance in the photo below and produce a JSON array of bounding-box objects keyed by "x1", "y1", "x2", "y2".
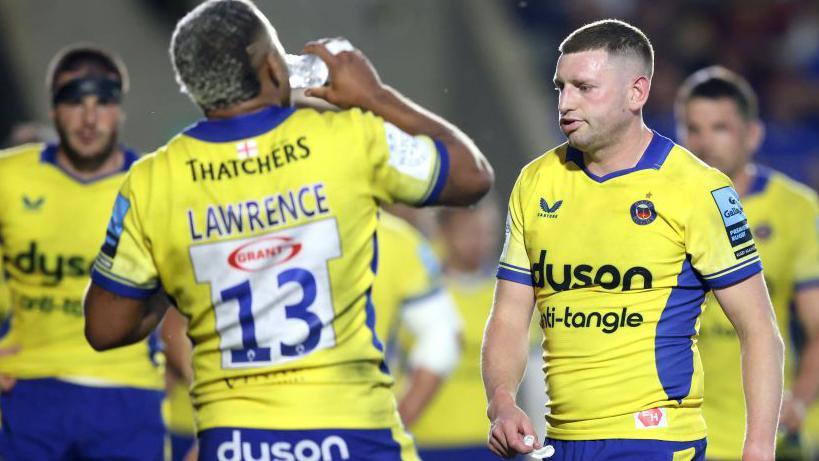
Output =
[
  {"x1": 198, "y1": 427, "x2": 414, "y2": 461},
  {"x1": 171, "y1": 432, "x2": 196, "y2": 461},
  {"x1": 543, "y1": 438, "x2": 707, "y2": 461},
  {"x1": 417, "y1": 444, "x2": 506, "y2": 460},
  {"x1": 0, "y1": 378, "x2": 165, "y2": 461}
]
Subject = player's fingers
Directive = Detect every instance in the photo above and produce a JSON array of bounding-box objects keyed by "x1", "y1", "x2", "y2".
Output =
[
  {"x1": 303, "y1": 86, "x2": 331, "y2": 100},
  {"x1": 487, "y1": 437, "x2": 505, "y2": 458},
  {"x1": 519, "y1": 418, "x2": 542, "y2": 449},
  {"x1": 502, "y1": 419, "x2": 531, "y2": 454},
  {"x1": 302, "y1": 42, "x2": 337, "y2": 67},
  {"x1": 491, "y1": 424, "x2": 510, "y2": 454}
]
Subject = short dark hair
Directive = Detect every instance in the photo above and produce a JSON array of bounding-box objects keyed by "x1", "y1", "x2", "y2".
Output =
[
  {"x1": 559, "y1": 19, "x2": 654, "y2": 78},
  {"x1": 171, "y1": 0, "x2": 270, "y2": 111},
  {"x1": 46, "y1": 44, "x2": 129, "y2": 93},
  {"x1": 676, "y1": 66, "x2": 759, "y2": 120}
]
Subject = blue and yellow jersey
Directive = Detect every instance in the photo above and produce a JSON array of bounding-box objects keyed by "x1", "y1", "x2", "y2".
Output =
[
  {"x1": 0, "y1": 143, "x2": 162, "y2": 389},
  {"x1": 91, "y1": 105, "x2": 449, "y2": 431},
  {"x1": 699, "y1": 166, "x2": 819, "y2": 460},
  {"x1": 498, "y1": 132, "x2": 762, "y2": 442},
  {"x1": 371, "y1": 212, "x2": 442, "y2": 356},
  {"x1": 410, "y1": 272, "x2": 495, "y2": 446}
]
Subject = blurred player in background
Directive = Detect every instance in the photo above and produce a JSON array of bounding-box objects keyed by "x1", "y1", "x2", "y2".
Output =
[
  {"x1": 411, "y1": 200, "x2": 503, "y2": 461},
  {"x1": 82, "y1": 0, "x2": 493, "y2": 460},
  {"x1": 0, "y1": 45, "x2": 165, "y2": 460},
  {"x1": 676, "y1": 66, "x2": 819, "y2": 461},
  {"x1": 371, "y1": 211, "x2": 462, "y2": 427},
  {"x1": 483, "y1": 19, "x2": 783, "y2": 460}
]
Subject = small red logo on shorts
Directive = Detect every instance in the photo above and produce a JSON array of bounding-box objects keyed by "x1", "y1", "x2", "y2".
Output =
[{"x1": 634, "y1": 408, "x2": 667, "y2": 429}]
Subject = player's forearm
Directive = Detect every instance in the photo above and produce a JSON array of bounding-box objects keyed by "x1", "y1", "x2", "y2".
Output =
[
  {"x1": 792, "y1": 338, "x2": 819, "y2": 406},
  {"x1": 363, "y1": 86, "x2": 493, "y2": 205},
  {"x1": 481, "y1": 312, "x2": 530, "y2": 407},
  {"x1": 397, "y1": 367, "x2": 443, "y2": 427},
  {"x1": 739, "y1": 325, "x2": 784, "y2": 456},
  {"x1": 84, "y1": 284, "x2": 168, "y2": 351},
  {"x1": 792, "y1": 287, "x2": 819, "y2": 406}
]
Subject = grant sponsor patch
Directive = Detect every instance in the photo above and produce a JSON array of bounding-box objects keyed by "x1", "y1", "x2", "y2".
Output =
[{"x1": 711, "y1": 186, "x2": 752, "y2": 247}]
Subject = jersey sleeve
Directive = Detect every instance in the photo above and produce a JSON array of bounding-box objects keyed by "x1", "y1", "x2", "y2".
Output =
[
  {"x1": 353, "y1": 109, "x2": 450, "y2": 206},
  {"x1": 686, "y1": 171, "x2": 763, "y2": 289},
  {"x1": 793, "y1": 195, "x2": 819, "y2": 290},
  {"x1": 90, "y1": 170, "x2": 160, "y2": 299},
  {"x1": 497, "y1": 174, "x2": 532, "y2": 285}
]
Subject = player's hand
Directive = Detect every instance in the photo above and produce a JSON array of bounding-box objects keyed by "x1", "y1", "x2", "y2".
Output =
[
  {"x1": 486, "y1": 389, "x2": 540, "y2": 458},
  {"x1": 0, "y1": 345, "x2": 20, "y2": 392},
  {"x1": 779, "y1": 392, "x2": 806, "y2": 434},
  {"x1": 302, "y1": 40, "x2": 385, "y2": 110}
]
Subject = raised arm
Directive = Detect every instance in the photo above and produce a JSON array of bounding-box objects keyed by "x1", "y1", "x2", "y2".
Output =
[
  {"x1": 481, "y1": 279, "x2": 540, "y2": 458},
  {"x1": 713, "y1": 273, "x2": 784, "y2": 461},
  {"x1": 302, "y1": 42, "x2": 493, "y2": 206}
]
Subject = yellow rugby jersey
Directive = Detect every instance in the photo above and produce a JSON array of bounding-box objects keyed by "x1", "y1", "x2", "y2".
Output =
[
  {"x1": 371, "y1": 212, "x2": 442, "y2": 358},
  {"x1": 91, "y1": 105, "x2": 449, "y2": 431},
  {"x1": 0, "y1": 143, "x2": 162, "y2": 389},
  {"x1": 699, "y1": 166, "x2": 819, "y2": 460},
  {"x1": 410, "y1": 272, "x2": 495, "y2": 446},
  {"x1": 498, "y1": 132, "x2": 762, "y2": 442}
]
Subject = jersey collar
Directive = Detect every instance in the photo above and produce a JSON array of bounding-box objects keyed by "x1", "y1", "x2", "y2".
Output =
[
  {"x1": 40, "y1": 143, "x2": 139, "y2": 184},
  {"x1": 566, "y1": 130, "x2": 675, "y2": 183},
  {"x1": 183, "y1": 105, "x2": 296, "y2": 143},
  {"x1": 745, "y1": 164, "x2": 772, "y2": 197}
]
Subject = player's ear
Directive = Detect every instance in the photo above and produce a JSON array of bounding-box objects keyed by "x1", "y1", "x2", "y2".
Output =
[
  {"x1": 629, "y1": 75, "x2": 651, "y2": 112},
  {"x1": 746, "y1": 118, "x2": 765, "y2": 154},
  {"x1": 264, "y1": 51, "x2": 290, "y2": 106}
]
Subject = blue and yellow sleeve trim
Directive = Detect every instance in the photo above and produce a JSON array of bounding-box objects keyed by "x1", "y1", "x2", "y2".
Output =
[
  {"x1": 497, "y1": 262, "x2": 533, "y2": 286},
  {"x1": 420, "y1": 140, "x2": 450, "y2": 206}
]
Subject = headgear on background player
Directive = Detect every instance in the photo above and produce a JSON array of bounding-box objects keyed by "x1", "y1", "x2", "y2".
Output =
[{"x1": 46, "y1": 44, "x2": 129, "y2": 106}]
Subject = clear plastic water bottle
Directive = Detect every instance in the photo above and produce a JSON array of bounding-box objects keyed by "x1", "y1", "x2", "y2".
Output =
[{"x1": 286, "y1": 38, "x2": 354, "y2": 89}]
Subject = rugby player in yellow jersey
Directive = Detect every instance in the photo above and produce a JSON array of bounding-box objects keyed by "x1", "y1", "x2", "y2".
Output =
[
  {"x1": 676, "y1": 66, "x2": 819, "y2": 461},
  {"x1": 410, "y1": 201, "x2": 502, "y2": 461},
  {"x1": 371, "y1": 212, "x2": 462, "y2": 427},
  {"x1": 482, "y1": 20, "x2": 785, "y2": 461},
  {"x1": 0, "y1": 46, "x2": 165, "y2": 460},
  {"x1": 81, "y1": 1, "x2": 493, "y2": 460}
]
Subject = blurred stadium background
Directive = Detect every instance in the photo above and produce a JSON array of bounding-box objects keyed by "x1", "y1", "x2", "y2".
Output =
[{"x1": 0, "y1": 0, "x2": 817, "y2": 201}]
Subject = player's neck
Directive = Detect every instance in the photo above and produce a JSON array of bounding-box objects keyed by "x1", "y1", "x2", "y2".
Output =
[
  {"x1": 56, "y1": 146, "x2": 124, "y2": 181},
  {"x1": 206, "y1": 94, "x2": 287, "y2": 120},
  {"x1": 582, "y1": 122, "x2": 653, "y2": 177},
  {"x1": 729, "y1": 163, "x2": 755, "y2": 197}
]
